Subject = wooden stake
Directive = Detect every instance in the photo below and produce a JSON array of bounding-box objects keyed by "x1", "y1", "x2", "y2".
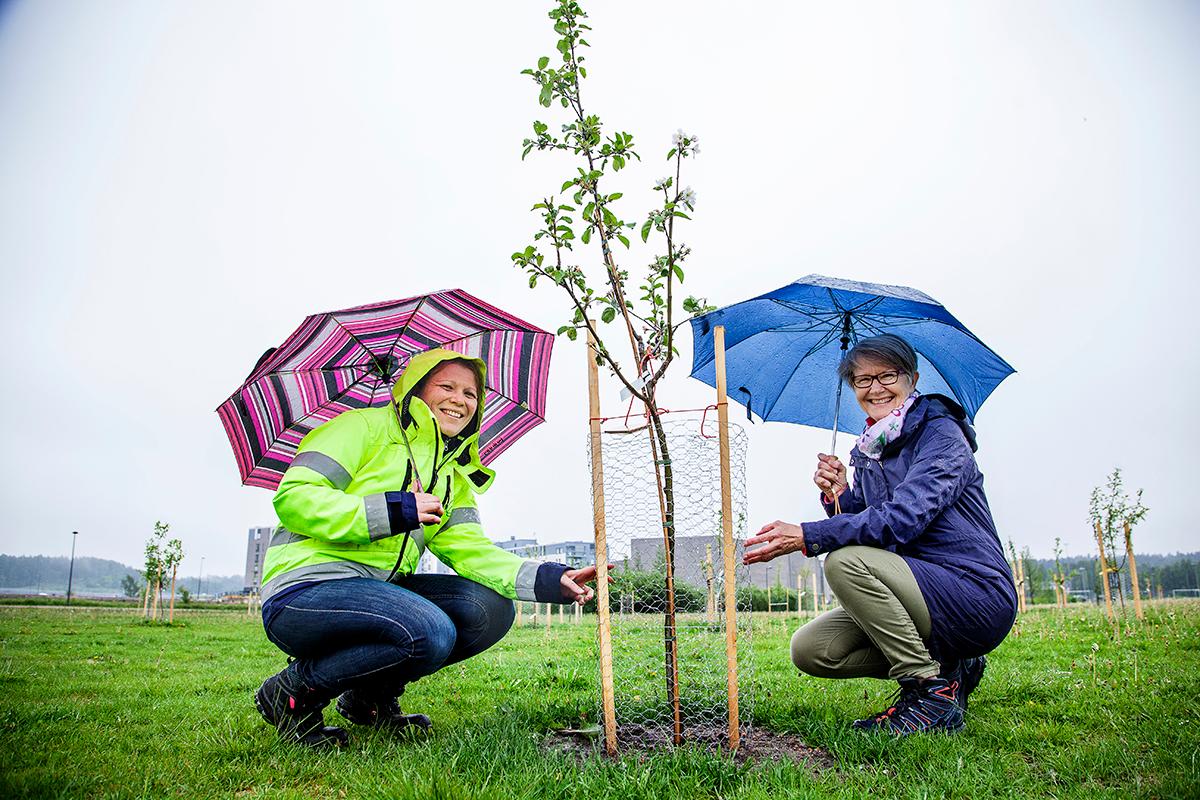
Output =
[
  {"x1": 811, "y1": 571, "x2": 819, "y2": 616},
  {"x1": 1095, "y1": 521, "x2": 1115, "y2": 623},
  {"x1": 1125, "y1": 521, "x2": 1143, "y2": 621},
  {"x1": 151, "y1": 580, "x2": 160, "y2": 620},
  {"x1": 1016, "y1": 556, "x2": 1027, "y2": 613},
  {"x1": 545, "y1": 602, "x2": 551, "y2": 632},
  {"x1": 517, "y1": 601, "x2": 524, "y2": 627},
  {"x1": 714, "y1": 325, "x2": 740, "y2": 751},
  {"x1": 559, "y1": 602, "x2": 565, "y2": 624},
  {"x1": 797, "y1": 574, "x2": 803, "y2": 617},
  {"x1": 587, "y1": 332, "x2": 618, "y2": 756},
  {"x1": 168, "y1": 566, "x2": 177, "y2": 624}
]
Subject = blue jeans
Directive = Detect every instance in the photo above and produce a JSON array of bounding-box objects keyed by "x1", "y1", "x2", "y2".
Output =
[{"x1": 263, "y1": 575, "x2": 515, "y2": 698}]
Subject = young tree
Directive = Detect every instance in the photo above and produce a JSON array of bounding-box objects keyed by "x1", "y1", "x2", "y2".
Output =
[
  {"x1": 142, "y1": 537, "x2": 162, "y2": 619},
  {"x1": 1052, "y1": 537, "x2": 1070, "y2": 608},
  {"x1": 143, "y1": 521, "x2": 170, "y2": 620},
  {"x1": 512, "y1": 0, "x2": 711, "y2": 744},
  {"x1": 1090, "y1": 468, "x2": 1146, "y2": 619},
  {"x1": 1006, "y1": 539, "x2": 1025, "y2": 613}
]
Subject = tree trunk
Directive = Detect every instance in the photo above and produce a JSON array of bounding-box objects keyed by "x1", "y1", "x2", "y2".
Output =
[
  {"x1": 1125, "y1": 522, "x2": 1143, "y2": 620},
  {"x1": 141, "y1": 583, "x2": 150, "y2": 618},
  {"x1": 1095, "y1": 521, "x2": 1115, "y2": 623},
  {"x1": 647, "y1": 405, "x2": 682, "y2": 746},
  {"x1": 150, "y1": 580, "x2": 160, "y2": 620}
]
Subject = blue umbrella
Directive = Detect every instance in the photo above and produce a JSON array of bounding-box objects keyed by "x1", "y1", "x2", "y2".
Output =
[{"x1": 689, "y1": 274, "x2": 1014, "y2": 452}]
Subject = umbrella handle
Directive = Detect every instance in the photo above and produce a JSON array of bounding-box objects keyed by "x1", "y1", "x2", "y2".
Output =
[{"x1": 394, "y1": 401, "x2": 425, "y2": 493}]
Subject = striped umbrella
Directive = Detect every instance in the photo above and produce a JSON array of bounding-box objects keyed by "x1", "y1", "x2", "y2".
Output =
[{"x1": 216, "y1": 288, "x2": 554, "y2": 489}]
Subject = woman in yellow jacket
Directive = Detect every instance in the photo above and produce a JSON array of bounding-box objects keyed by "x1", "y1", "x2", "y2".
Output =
[{"x1": 254, "y1": 349, "x2": 599, "y2": 747}]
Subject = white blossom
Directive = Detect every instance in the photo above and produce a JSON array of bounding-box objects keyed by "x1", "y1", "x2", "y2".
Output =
[
  {"x1": 672, "y1": 129, "x2": 700, "y2": 156},
  {"x1": 680, "y1": 186, "x2": 697, "y2": 209}
]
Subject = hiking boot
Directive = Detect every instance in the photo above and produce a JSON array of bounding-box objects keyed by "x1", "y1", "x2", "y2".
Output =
[
  {"x1": 958, "y1": 656, "x2": 986, "y2": 711},
  {"x1": 876, "y1": 677, "x2": 964, "y2": 736},
  {"x1": 851, "y1": 681, "x2": 918, "y2": 731},
  {"x1": 254, "y1": 669, "x2": 349, "y2": 749},
  {"x1": 336, "y1": 691, "x2": 432, "y2": 733}
]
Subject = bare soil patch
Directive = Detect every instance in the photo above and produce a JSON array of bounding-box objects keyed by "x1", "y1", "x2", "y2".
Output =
[{"x1": 546, "y1": 723, "x2": 835, "y2": 769}]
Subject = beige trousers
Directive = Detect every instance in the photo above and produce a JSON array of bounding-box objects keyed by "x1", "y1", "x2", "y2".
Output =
[{"x1": 791, "y1": 545, "x2": 940, "y2": 681}]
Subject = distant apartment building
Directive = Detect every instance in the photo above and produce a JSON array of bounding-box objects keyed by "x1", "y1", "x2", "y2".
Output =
[
  {"x1": 628, "y1": 535, "x2": 827, "y2": 599},
  {"x1": 244, "y1": 526, "x2": 272, "y2": 593},
  {"x1": 494, "y1": 536, "x2": 596, "y2": 568},
  {"x1": 417, "y1": 549, "x2": 456, "y2": 575}
]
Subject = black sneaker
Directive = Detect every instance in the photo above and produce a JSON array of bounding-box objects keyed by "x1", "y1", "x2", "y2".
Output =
[
  {"x1": 254, "y1": 670, "x2": 349, "y2": 749},
  {"x1": 878, "y1": 677, "x2": 964, "y2": 736},
  {"x1": 336, "y1": 691, "x2": 432, "y2": 733},
  {"x1": 959, "y1": 656, "x2": 986, "y2": 711}
]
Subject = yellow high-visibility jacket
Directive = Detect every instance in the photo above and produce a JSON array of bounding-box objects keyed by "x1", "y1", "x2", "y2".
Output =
[{"x1": 260, "y1": 349, "x2": 558, "y2": 603}]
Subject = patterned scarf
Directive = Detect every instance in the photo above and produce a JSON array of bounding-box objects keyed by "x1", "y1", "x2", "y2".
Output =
[{"x1": 856, "y1": 391, "x2": 920, "y2": 460}]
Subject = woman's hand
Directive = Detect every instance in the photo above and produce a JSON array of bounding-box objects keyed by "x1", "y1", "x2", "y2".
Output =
[
  {"x1": 743, "y1": 521, "x2": 805, "y2": 565},
  {"x1": 559, "y1": 564, "x2": 614, "y2": 605},
  {"x1": 813, "y1": 453, "x2": 848, "y2": 502},
  {"x1": 413, "y1": 492, "x2": 444, "y2": 525}
]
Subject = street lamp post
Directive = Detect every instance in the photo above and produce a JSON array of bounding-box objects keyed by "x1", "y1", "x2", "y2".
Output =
[{"x1": 66, "y1": 531, "x2": 79, "y2": 606}]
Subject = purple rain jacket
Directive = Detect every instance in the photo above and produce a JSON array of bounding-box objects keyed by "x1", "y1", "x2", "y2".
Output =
[{"x1": 802, "y1": 394, "x2": 1017, "y2": 662}]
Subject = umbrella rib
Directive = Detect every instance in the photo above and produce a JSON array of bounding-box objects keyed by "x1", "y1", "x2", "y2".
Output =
[
  {"x1": 260, "y1": 371, "x2": 384, "y2": 449},
  {"x1": 325, "y1": 317, "x2": 389, "y2": 366},
  {"x1": 382, "y1": 294, "x2": 430, "y2": 373},
  {"x1": 483, "y1": 385, "x2": 547, "y2": 423}
]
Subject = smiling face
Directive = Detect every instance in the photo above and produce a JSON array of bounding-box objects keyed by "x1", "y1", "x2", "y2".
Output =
[
  {"x1": 850, "y1": 356, "x2": 918, "y2": 421},
  {"x1": 417, "y1": 361, "x2": 480, "y2": 437}
]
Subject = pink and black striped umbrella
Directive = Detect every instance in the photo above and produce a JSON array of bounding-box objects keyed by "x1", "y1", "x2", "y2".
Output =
[{"x1": 216, "y1": 289, "x2": 554, "y2": 489}]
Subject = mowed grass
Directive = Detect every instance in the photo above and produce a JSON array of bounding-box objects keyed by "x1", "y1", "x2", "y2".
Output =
[{"x1": 1, "y1": 602, "x2": 1198, "y2": 800}]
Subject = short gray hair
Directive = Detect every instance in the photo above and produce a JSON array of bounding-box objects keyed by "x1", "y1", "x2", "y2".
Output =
[{"x1": 837, "y1": 334, "x2": 918, "y2": 385}]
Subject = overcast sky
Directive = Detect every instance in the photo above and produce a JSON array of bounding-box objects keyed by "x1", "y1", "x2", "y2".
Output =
[{"x1": 1, "y1": 1, "x2": 1197, "y2": 577}]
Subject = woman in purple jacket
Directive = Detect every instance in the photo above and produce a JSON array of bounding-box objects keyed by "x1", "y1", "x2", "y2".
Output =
[{"x1": 744, "y1": 333, "x2": 1016, "y2": 735}]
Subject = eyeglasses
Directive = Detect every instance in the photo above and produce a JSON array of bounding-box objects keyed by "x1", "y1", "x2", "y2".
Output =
[{"x1": 851, "y1": 370, "x2": 904, "y2": 389}]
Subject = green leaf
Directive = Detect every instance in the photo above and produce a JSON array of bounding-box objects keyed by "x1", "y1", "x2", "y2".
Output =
[
  {"x1": 539, "y1": 85, "x2": 552, "y2": 107},
  {"x1": 667, "y1": 148, "x2": 677, "y2": 159},
  {"x1": 617, "y1": 234, "x2": 630, "y2": 249},
  {"x1": 672, "y1": 265, "x2": 685, "y2": 282},
  {"x1": 538, "y1": 56, "x2": 550, "y2": 70},
  {"x1": 582, "y1": 227, "x2": 592, "y2": 244},
  {"x1": 566, "y1": 327, "x2": 578, "y2": 341},
  {"x1": 561, "y1": 179, "x2": 575, "y2": 191},
  {"x1": 640, "y1": 219, "x2": 653, "y2": 242},
  {"x1": 608, "y1": 192, "x2": 623, "y2": 202},
  {"x1": 601, "y1": 307, "x2": 616, "y2": 324},
  {"x1": 529, "y1": 274, "x2": 538, "y2": 288}
]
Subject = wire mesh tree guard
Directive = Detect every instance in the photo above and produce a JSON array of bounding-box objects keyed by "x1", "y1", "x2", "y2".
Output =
[{"x1": 585, "y1": 327, "x2": 752, "y2": 754}]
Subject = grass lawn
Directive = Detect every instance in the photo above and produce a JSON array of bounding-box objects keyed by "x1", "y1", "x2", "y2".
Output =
[{"x1": 1, "y1": 601, "x2": 1197, "y2": 799}]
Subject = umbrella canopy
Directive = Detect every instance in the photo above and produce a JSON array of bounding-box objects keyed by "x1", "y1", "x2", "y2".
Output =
[
  {"x1": 217, "y1": 288, "x2": 554, "y2": 489},
  {"x1": 689, "y1": 275, "x2": 1013, "y2": 436}
]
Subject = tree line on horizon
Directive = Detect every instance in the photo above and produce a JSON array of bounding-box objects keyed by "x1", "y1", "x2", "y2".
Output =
[{"x1": 0, "y1": 554, "x2": 245, "y2": 596}]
